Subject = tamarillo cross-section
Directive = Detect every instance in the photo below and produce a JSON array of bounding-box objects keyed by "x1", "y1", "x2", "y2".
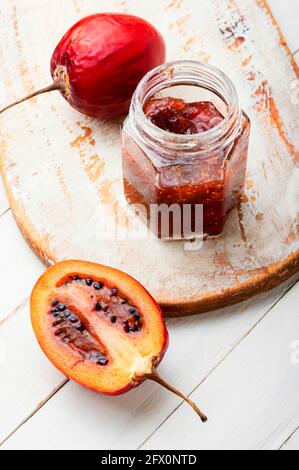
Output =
[{"x1": 30, "y1": 260, "x2": 207, "y2": 421}]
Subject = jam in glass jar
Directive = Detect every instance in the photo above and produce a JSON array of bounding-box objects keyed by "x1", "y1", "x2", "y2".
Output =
[{"x1": 122, "y1": 60, "x2": 250, "y2": 238}]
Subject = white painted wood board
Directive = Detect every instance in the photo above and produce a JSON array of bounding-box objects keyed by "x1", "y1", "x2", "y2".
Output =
[
  {"x1": 0, "y1": 0, "x2": 298, "y2": 316},
  {"x1": 0, "y1": 0, "x2": 299, "y2": 452},
  {"x1": 267, "y1": 0, "x2": 299, "y2": 54},
  {"x1": 1, "y1": 276, "x2": 296, "y2": 449},
  {"x1": 0, "y1": 301, "x2": 65, "y2": 444},
  {"x1": 0, "y1": 181, "x2": 9, "y2": 216},
  {"x1": 140, "y1": 281, "x2": 299, "y2": 450},
  {"x1": 281, "y1": 428, "x2": 299, "y2": 450},
  {"x1": 0, "y1": 211, "x2": 43, "y2": 322}
]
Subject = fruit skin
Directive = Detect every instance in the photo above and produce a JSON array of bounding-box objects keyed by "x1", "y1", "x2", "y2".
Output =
[
  {"x1": 30, "y1": 260, "x2": 169, "y2": 396},
  {"x1": 50, "y1": 14, "x2": 166, "y2": 119}
]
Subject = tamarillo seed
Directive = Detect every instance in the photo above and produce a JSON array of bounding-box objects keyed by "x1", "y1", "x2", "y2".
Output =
[
  {"x1": 89, "y1": 352, "x2": 108, "y2": 366},
  {"x1": 111, "y1": 288, "x2": 118, "y2": 295},
  {"x1": 57, "y1": 303, "x2": 66, "y2": 311},
  {"x1": 51, "y1": 299, "x2": 59, "y2": 306},
  {"x1": 76, "y1": 322, "x2": 84, "y2": 331},
  {"x1": 95, "y1": 302, "x2": 102, "y2": 311},
  {"x1": 110, "y1": 315, "x2": 117, "y2": 323},
  {"x1": 93, "y1": 282, "x2": 103, "y2": 290},
  {"x1": 129, "y1": 307, "x2": 136, "y2": 314},
  {"x1": 97, "y1": 357, "x2": 109, "y2": 366},
  {"x1": 85, "y1": 278, "x2": 93, "y2": 286}
]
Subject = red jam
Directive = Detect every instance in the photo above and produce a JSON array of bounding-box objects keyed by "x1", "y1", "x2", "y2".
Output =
[
  {"x1": 144, "y1": 97, "x2": 224, "y2": 134},
  {"x1": 122, "y1": 96, "x2": 250, "y2": 238}
]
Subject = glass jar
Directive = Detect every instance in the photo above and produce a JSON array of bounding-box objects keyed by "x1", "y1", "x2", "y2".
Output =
[{"x1": 122, "y1": 60, "x2": 250, "y2": 239}]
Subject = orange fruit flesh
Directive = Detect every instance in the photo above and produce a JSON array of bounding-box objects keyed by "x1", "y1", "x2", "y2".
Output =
[{"x1": 31, "y1": 260, "x2": 168, "y2": 395}]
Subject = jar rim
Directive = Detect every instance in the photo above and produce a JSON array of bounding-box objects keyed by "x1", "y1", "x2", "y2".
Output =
[{"x1": 130, "y1": 59, "x2": 242, "y2": 155}]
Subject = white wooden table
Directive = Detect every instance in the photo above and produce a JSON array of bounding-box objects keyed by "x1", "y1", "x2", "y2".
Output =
[{"x1": 0, "y1": 0, "x2": 298, "y2": 450}]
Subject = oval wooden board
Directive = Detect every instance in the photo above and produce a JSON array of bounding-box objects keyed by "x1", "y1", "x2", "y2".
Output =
[{"x1": 0, "y1": 0, "x2": 298, "y2": 316}]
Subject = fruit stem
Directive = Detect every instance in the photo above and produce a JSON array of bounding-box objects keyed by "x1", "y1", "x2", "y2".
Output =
[
  {"x1": 0, "y1": 83, "x2": 62, "y2": 115},
  {"x1": 145, "y1": 370, "x2": 207, "y2": 422}
]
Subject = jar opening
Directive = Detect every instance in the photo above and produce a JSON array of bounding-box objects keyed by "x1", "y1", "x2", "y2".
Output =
[{"x1": 130, "y1": 60, "x2": 242, "y2": 155}]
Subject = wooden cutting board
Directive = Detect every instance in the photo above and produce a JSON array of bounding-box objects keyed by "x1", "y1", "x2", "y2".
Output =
[{"x1": 0, "y1": 0, "x2": 298, "y2": 316}]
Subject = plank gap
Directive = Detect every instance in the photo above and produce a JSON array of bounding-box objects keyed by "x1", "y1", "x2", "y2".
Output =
[
  {"x1": 0, "y1": 379, "x2": 69, "y2": 448},
  {"x1": 140, "y1": 280, "x2": 299, "y2": 450},
  {"x1": 0, "y1": 279, "x2": 298, "y2": 448},
  {"x1": 0, "y1": 207, "x2": 10, "y2": 219},
  {"x1": 0, "y1": 296, "x2": 29, "y2": 328},
  {"x1": 138, "y1": 278, "x2": 298, "y2": 449},
  {"x1": 279, "y1": 426, "x2": 299, "y2": 449}
]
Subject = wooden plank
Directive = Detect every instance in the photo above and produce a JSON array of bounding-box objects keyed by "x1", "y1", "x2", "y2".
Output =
[
  {"x1": 0, "y1": 211, "x2": 44, "y2": 322},
  {"x1": 0, "y1": 179, "x2": 9, "y2": 216},
  {"x1": 1, "y1": 277, "x2": 297, "y2": 449},
  {"x1": 0, "y1": 0, "x2": 297, "y2": 452},
  {"x1": 0, "y1": 0, "x2": 298, "y2": 317},
  {"x1": 139, "y1": 281, "x2": 299, "y2": 450},
  {"x1": 267, "y1": 0, "x2": 299, "y2": 54},
  {"x1": 0, "y1": 301, "x2": 65, "y2": 443},
  {"x1": 281, "y1": 428, "x2": 299, "y2": 450}
]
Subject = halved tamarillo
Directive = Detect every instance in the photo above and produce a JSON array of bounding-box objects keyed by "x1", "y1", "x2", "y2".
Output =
[
  {"x1": 31, "y1": 260, "x2": 207, "y2": 421},
  {"x1": 0, "y1": 13, "x2": 165, "y2": 118}
]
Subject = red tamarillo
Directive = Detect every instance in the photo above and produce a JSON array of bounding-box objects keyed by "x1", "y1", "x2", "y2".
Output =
[
  {"x1": 31, "y1": 260, "x2": 207, "y2": 421},
  {"x1": 0, "y1": 13, "x2": 166, "y2": 119}
]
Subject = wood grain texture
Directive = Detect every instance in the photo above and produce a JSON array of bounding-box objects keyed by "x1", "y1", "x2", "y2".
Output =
[
  {"x1": 0, "y1": 300, "x2": 65, "y2": 444},
  {"x1": 140, "y1": 280, "x2": 299, "y2": 450},
  {"x1": 0, "y1": 0, "x2": 298, "y2": 316},
  {"x1": 0, "y1": 276, "x2": 296, "y2": 449},
  {"x1": 267, "y1": 0, "x2": 299, "y2": 54},
  {"x1": 281, "y1": 427, "x2": 299, "y2": 450},
  {"x1": 0, "y1": 211, "x2": 43, "y2": 322},
  {"x1": 0, "y1": 179, "x2": 9, "y2": 216}
]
